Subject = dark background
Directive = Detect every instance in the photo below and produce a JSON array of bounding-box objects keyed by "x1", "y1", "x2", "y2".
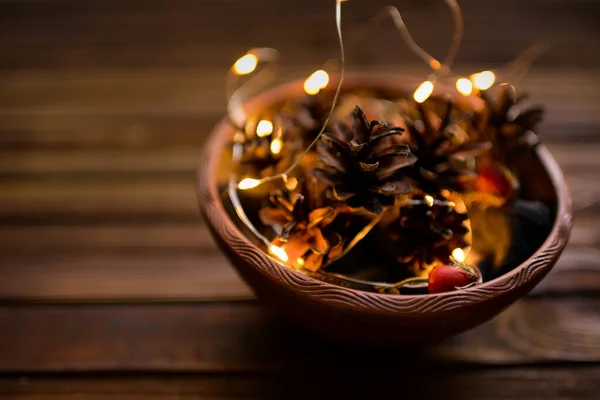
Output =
[{"x1": 0, "y1": 1, "x2": 599, "y2": 398}]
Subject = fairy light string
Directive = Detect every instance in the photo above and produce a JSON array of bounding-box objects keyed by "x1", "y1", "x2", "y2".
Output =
[
  {"x1": 349, "y1": 0, "x2": 544, "y2": 101},
  {"x1": 231, "y1": 0, "x2": 347, "y2": 192},
  {"x1": 226, "y1": 47, "x2": 280, "y2": 131},
  {"x1": 346, "y1": 0, "x2": 463, "y2": 102},
  {"x1": 227, "y1": 0, "x2": 465, "y2": 271},
  {"x1": 227, "y1": 0, "x2": 347, "y2": 264},
  {"x1": 225, "y1": 0, "x2": 537, "y2": 281}
]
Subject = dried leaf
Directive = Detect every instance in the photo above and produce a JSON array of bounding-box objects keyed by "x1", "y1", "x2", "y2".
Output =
[
  {"x1": 259, "y1": 208, "x2": 290, "y2": 227},
  {"x1": 309, "y1": 228, "x2": 329, "y2": 254},
  {"x1": 303, "y1": 252, "x2": 324, "y2": 272},
  {"x1": 308, "y1": 207, "x2": 336, "y2": 228},
  {"x1": 327, "y1": 233, "x2": 344, "y2": 260}
]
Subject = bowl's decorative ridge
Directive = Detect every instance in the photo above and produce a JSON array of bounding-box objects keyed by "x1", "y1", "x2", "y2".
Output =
[{"x1": 198, "y1": 115, "x2": 572, "y2": 314}]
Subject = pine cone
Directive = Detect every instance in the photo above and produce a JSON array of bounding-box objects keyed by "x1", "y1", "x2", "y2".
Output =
[
  {"x1": 259, "y1": 190, "x2": 343, "y2": 272},
  {"x1": 312, "y1": 105, "x2": 417, "y2": 215},
  {"x1": 236, "y1": 116, "x2": 291, "y2": 175},
  {"x1": 280, "y1": 93, "x2": 332, "y2": 145},
  {"x1": 388, "y1": 194, "x2": 471, "y2": 276},
  {"x1": 405, "y1": 99, "x2": 491, "y2": 194},
  {"x1": 480, "y1": 86, "x2": 544, "y2": 156}
]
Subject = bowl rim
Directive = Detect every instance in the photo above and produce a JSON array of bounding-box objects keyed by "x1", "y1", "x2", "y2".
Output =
[{"x1": 197, "y1": 73, "x2": 573, "y2": 315}]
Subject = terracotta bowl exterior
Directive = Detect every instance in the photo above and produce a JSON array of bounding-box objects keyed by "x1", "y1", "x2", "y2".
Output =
[{"x1": 197, "y1": 74, "x2": 573, "y2": 346}]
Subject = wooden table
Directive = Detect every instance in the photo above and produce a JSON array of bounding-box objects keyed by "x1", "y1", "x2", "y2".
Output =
[{"x1": 1, "y1": 1, "x2": 599, "y2": 398}]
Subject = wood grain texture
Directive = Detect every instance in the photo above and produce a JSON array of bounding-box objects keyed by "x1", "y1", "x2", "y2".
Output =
[
  {"x1": 1, "y1": 297, "x2": 599, "y2": 373},
  {"x1": 0, "y1": 0, "x2": 599, "y2": 388},
  {"x1": 2, "y1": 368, "x2": 600, "y2": 400},
  {"x1": 0, "y1": 69, "x2": 598, "y2": 146},
  {"x1": 0, "y1": 245, "x2": 598, "y2": 302},
  {"x1": 0, "y1": 0, "x2": 598, "y2": 70}
]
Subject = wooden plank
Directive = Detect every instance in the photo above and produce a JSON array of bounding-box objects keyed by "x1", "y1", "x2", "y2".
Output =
[
  {"x1": 0, "y1": 252, "x2": 253, "y2": 302},
  {"x1": 0, "y1": 224, "x2": 212, "y2": 253},
  {"x1": 0, "y1": 149, "x2": 200, "y2": 176},
  {"x1": 0, "y1": 179, "x2": 197, "y2": 221},
  {"x1": 1, "y1": 367, "x2": 600, "y2": 400},
  {"x1": 0, "y1": 115, "x2": 216, "y2": 150},
  {"x1": 0, "y1": 0, "x2": 598, "y2": 70},
  {"x1": 0, "y1": 214, "x2": 598, "y2": 301},
  {"x1": 0, "y1": 247, "x2": 589, "y2": 301},
  {"x1": 1, "y1": 143, "x2": 599, "y2": 176},
  {"x1": 0, "y1": 69, "x2": 598, "y2": 144},
  {"x1": 1, "y1": 296, "x2": 599, "y2": 372},
  {"x1": 1, "y1": 69, "x2": 595, "y2": 113}
]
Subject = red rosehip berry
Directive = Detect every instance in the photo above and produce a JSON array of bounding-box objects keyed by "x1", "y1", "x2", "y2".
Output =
[
  {"x1": 475, "y1": 161, "x2": 518, "y2": 199},
  {"x1": 428, "y1": 264, "x2": 479, "y2": 294}
]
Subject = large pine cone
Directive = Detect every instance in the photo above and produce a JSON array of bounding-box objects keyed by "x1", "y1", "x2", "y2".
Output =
[{"x1": 312, "y1": 105, "x2": 417, "y2": 214}]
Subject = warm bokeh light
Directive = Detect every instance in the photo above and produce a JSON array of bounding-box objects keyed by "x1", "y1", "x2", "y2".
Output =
[
  {"x1": 296, "y1": 257, "x2": 305, "y2": 266},
  {"x1": 452, "y1": 247, "x2": 466, "y2": 263},
  {"x1": 424, "y1": 195, "x2": 434, "y2": 207},
  {"x1": 303, "y1": 70, "x2": 329, "y2": 95},
  {"x1": 284, "y1": 177, "x2": 299, "y2": 191},
  {"x1": 455, "y1": 77, "x2": 473, "y2": 96},
  {"x1": 471, "y1": 70, "x2": 496, "y2": 90},
  {"x1": 238, "y1": 178, "x2": 261, "y2": 190},
  {"x1": 270, "y1": 138, "x2": 283, "y2": 154},
  {"x1": 232, "y1": 53, "x2": 258, "y2": 75},
  {"x1": 413, "y1": 81, "x2": 434, "y2": 103},
  {"x1": 256, "y1": 120, "x2": 273, "y2": 137},
  {"x1": 269, "y1": 245, "x2": 289, "y2": 262},
  {"x1": 429, "y1": 59, "x2": 441, "y2": 70}
]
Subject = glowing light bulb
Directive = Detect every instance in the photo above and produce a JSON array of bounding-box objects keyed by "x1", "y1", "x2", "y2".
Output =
[
  {"x1": 452, "y1": 248, "x2": 465, "y2": 263},
  {"x1": 296, "y1": 257, "x2": 305, "y2": 266},
  {"x1": 270, "y1": 138, "x2": 283, "y2": 154},
  {"x1": 256, "y1": 120, "x2": 273, "y2": 137},
  {"x1": 424, "y1": 195, "x2": 434, "y2": 207},
  {"x1": 471, "y1": 70, "x2": 495, "y2": 90},
  {"x1": 284, "y1": 177, "x2": 298, "y2": 191},
  {"x1": 429, "y1": 59, "x2": 441, "y2": 70},
  {"x1": 455, "y1": 78, "x2": 473, "y2": 96},
  {"x1": 303, "y1": 70, "x2": 329, "y2": 95},
  {"x1": 269, "y1": 245, "x2": 289, "y2": 262},
  {"x1": 238, "y1": 178, "x2": 261, "y2": 190},
  {"x1": 413, "y1": 81, "x2": 434, "y2": 103},
  {"x1": 233, "y1": 54, "x2": 258, "y2": 75}
]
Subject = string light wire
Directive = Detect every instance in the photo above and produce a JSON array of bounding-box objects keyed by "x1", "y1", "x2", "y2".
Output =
[
  {"x1": 224, "y1": 0, "x2": 534, "y2": 277},
  {"x1": 349, "y1": 0, "x2": 463, "y2": 78},
  {"x1": 226, "y1": 0, "x2": 348, "y2": 265},
  {"x1": 226, "y1": 47, "x2": 280, "y2": 130},
  {"x1": 228, "y1": 0, "x2": 347, "y2": 191}
]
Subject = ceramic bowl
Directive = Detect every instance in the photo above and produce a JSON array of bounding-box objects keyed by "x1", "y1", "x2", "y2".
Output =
[{"x1": 197, "y1": 74, "x2": 572, "y2": 346}]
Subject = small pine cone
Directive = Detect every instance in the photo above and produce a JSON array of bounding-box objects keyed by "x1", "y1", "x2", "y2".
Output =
[
  {"x1": 280, "y1": 93, "x2": 332, "y2": 145},
  {"x1": 479, "y1": 86, "x2": 544, "y2": 156},
  {"x1": 236, "y1": 116, "x2": 292, "y2": 175},
  {"x1": 405, "y1": 99, "x2": 491, "y2": 194},
  {"x1": 388, "y1": 194, "x2": 471, "y2": 276},
  {"x1": 312, "y1": 105, "x2": 417, "y2": 215},
  {"x1": 259, "y1": 190, "x2": 343, "y2": 272}
]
